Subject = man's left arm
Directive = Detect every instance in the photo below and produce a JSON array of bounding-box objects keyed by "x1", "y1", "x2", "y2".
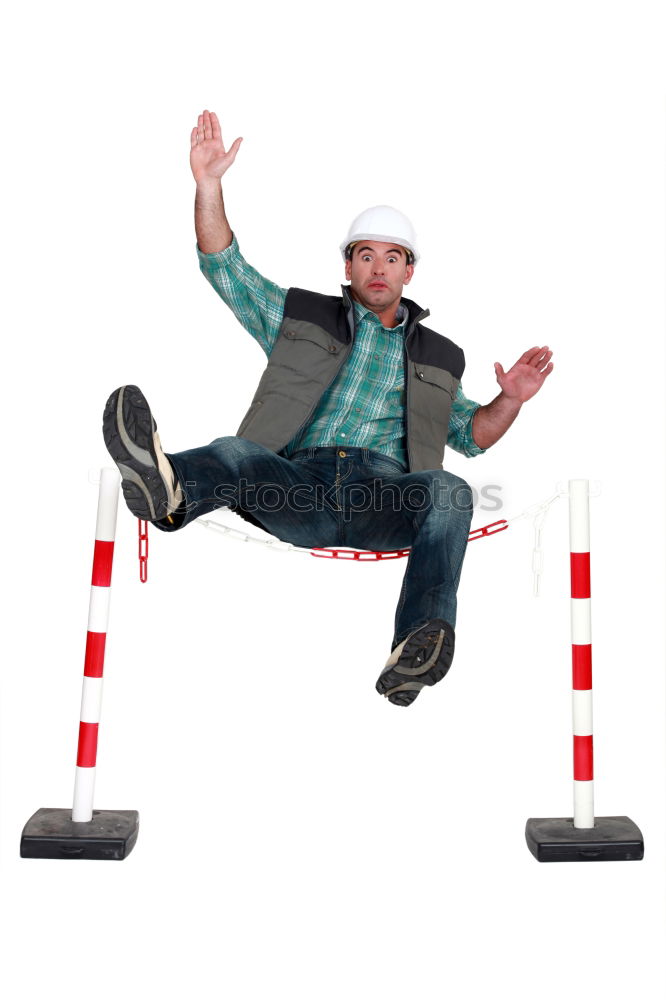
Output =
[{"x1": 470, "y1": 346, "x2": 554, "y2": 450}]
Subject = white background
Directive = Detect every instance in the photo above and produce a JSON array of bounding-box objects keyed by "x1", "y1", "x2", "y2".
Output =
[{"x1": 1, "y1": 2, "x2": 665, "y2": 997}]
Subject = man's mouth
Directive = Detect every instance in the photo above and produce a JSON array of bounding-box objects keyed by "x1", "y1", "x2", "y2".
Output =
[{"x1": 368, "y1": 281, "x2": 388, "y2": 289}]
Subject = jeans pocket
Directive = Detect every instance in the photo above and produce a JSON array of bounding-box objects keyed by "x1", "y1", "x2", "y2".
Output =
[
  {"x1": 364, "y1": 453, "x2": 406, "y2": 478},
  {"x1": 289, "y1": 451, "x2": 314, "y2": 465}
]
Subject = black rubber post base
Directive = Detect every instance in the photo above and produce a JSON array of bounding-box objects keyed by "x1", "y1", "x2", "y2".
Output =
[
  {"x1": 525, "y1": 815, "x2": 644, "y2": 862},
  {"x1": 20, "y1": 808, "x2": 139, "y2": 860}
]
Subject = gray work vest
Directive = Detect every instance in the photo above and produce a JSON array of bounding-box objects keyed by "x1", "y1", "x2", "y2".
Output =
[{"x1": 236, "y1": 285, "x2": 466, "y2": 472}]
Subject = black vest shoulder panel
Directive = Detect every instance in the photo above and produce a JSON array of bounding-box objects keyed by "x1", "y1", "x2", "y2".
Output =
[
  {"x1": 407, "y1": 323, "x2": 465, "y2": 380},
  {"x1": 284, "y1": 288, "x2": 350, "y2": 345}
]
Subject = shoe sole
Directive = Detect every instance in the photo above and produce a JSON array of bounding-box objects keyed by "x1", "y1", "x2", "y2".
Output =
[
  {"x1": 376, "y1": 619, "x2": 454, "y2": 707},
  {"x1": 102, "y1": 385, "x2": 169, "y2": 521}
]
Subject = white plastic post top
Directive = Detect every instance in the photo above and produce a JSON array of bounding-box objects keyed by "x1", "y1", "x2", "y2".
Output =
[
  {"x1": 568, "y1": 479, "x2": 590, "y2": 552},
  {"x1": 95, "y1": 467, "x2": 121, "y2": 542}
]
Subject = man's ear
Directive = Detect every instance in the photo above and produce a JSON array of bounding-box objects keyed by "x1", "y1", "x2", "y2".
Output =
[
  {"x1": 403, "y1": 263, "x2": 415, "y2": 285},
  {"x1": 344, "y1": 259, "x2": 352, "y2": 281}
]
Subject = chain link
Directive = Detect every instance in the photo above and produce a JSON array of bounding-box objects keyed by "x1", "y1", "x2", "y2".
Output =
[{"x1": 138, "y1": 520, "x2": 149, "y2": 582}]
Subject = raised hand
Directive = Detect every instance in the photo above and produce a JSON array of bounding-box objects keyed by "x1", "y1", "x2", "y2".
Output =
[
  {"x1": 190, "y1": 110, "x2": 243, "y2": 185},
  {"x1": 494, "y1": 346, "x2": 554, "y2": 403}
]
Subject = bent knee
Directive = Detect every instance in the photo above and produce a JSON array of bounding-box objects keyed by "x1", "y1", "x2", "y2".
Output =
[
  {"x1": 407, "y1": 469, "x2": 473, "y2": 515},
  {"x1": 443, "y1": 471, "x2": 473, "y2": 513},
  {"x1": 208, "y1": 435, "x2": 264, "y2": 459}
]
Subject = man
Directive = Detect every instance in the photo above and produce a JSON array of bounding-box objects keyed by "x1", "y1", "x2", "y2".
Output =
[{"x1": 103, "y1": 109, "x2": 553, "y2": 707}]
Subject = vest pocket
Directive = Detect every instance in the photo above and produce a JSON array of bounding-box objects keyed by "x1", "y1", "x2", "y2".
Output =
[
  {"x1": 412, "y1": 362, "x2": 456, "y2": 396},
  {"x1": 408, "y1": 362, "x2": 458, "y2": 470},
  {"x1": 282, "y1": 320, "x2": 342, "y2": 354}
]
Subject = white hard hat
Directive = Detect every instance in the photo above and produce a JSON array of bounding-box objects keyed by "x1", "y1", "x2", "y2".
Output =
[{"x1": 340, "y1": 205, "x2": 419, "y2": 264}]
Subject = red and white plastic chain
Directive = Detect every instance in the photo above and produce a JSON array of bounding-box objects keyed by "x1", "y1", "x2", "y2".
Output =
[
  {"x1": 138, "y1": 492, "x2": 570, "y2": 580},
  {"x1": 138, "y1": 520, "x2": 149, "y2": 582},
  {"x1": 138, "y1": 514, "x2": 511, "y2": 577}
]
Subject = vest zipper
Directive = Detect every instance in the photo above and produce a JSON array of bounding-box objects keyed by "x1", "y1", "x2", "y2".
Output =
[
  {"x1": 284, "y1": 290, "x2": 357, "y2": 451},
  {"x1": 404, "y1": 308, "x2": 430, "y2": 472}
]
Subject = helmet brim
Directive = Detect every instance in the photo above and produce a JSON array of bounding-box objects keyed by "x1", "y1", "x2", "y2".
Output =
[{"x1": 340, "y1": 234, "x2": 419, "y2": 265}]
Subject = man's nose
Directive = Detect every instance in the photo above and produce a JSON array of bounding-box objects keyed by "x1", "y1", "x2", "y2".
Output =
[{"x1": 372, "y1": 261, "x2": 385, "y2": 275}]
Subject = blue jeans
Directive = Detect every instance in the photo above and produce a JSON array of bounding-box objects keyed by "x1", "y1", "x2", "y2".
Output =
[{"x1": 161, "y1": 438, "x2": 473, "y2": 646}]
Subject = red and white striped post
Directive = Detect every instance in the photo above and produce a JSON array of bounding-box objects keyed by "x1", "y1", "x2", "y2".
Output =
[
  {"x1": 569, "y1": 478, "x2": 594, "y2": 828},
  {"x1": 72, "y1": 467, "x2": 119, "y2": 821},
  {"x1": 21, "y1": 467, "x2": 139, "y2": 860},
  {"x1": 525, "y1": 478, "x2": 644, "y2": 861}
]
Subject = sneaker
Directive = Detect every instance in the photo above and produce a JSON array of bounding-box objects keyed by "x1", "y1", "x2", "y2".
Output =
[
  {"x1": 375, "y1": 619, "x2": 455, "y2": 707},
  {"x1": 103, "y1": 385, "x2": 182, "y2": 521}
]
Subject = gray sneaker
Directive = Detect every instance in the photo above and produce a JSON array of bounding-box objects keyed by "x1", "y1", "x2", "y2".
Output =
[
  {"x1": 375, "y1": 619, "x2": 455, "y2": 706},
  {"x1": 103, "y1": 385, "x2": 182, "y2": 521}
]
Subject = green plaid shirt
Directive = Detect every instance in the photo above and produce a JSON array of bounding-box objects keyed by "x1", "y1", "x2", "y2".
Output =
[{"x1": 198, "y1": 236, "x2": 485, "y2": 467}]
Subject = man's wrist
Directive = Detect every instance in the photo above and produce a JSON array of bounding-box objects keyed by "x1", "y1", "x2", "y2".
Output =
[
  {"x1": 496, "y1": 390, "x2": 523, "y2": 413},
  {"x1": 195, "y1": 176, "x2": 222, "y2": 196}
]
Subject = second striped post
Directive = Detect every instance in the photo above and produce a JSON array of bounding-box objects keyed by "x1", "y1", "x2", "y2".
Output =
[{"x1": 569, "y1": 478, "x2": 594, "y2": 829}]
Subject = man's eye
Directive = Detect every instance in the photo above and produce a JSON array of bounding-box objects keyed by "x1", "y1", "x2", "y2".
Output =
[{"x1": 362, "y1": 255, "x2": 372, "y2": 262}]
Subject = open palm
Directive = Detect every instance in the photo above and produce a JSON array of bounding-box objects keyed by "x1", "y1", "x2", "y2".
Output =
[
  {"x1": 495, "y1": 346, "x2": 554, "y2": 402},
  {"x1": 190, "y1": 110, "x2": 242, "y2": 184}
]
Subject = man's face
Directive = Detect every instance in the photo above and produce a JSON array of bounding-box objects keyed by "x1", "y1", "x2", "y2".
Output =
[{"x1": 344, "y1": 240, "x2": 414, "y2": 314}]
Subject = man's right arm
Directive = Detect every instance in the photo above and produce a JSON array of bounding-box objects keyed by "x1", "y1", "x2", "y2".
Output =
[{"x1": 190, "y1": 110, "x2": 287, "y2": 354}]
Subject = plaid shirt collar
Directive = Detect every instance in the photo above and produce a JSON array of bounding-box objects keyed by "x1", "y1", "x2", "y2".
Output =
[
  {"x1": 341, "y1": 285, "x2": 428, "y2": 336},
  {"x1": 352, "y1": 299, "x2": 409, "y2": 330}
]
